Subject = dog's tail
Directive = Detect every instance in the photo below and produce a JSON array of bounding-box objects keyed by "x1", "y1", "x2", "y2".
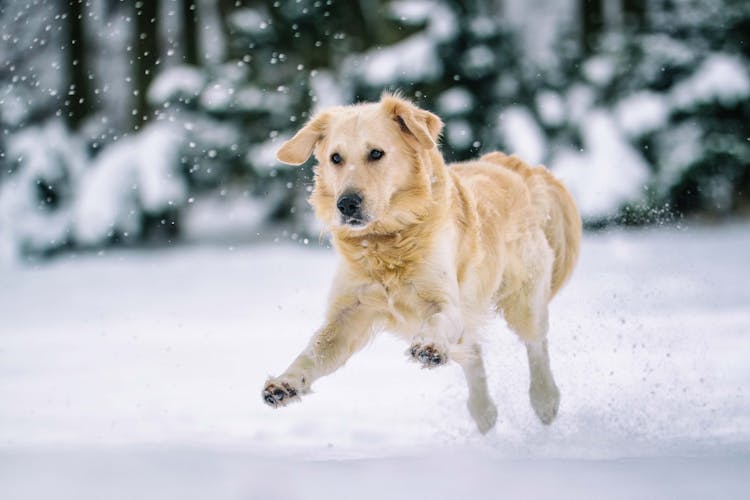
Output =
[{"x1": 481, "y1": 152, "x2": 582, "y2": 297}]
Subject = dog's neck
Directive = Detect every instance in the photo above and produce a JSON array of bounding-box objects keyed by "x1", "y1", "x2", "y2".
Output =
[{"x1": 331, "y1": 149, "x2": 450, "y2": 287}]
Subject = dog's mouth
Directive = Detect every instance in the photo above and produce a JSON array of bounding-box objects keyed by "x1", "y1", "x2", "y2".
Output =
[
  {"x1": 339, "y1": 212, "x2": 375, "y2": 229},
  {"x1": 342, "y1": 216, "x2": 366, "y2": 227}
]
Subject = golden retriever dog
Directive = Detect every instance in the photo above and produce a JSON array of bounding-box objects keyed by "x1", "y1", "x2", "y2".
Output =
[{"x1": 262, "y1": 93, "x2": 581, "y2": 433}]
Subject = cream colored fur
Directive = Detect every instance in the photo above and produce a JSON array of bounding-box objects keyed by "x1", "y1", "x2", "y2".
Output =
[{"x1": 263, "y1": 94, "x2": 581, "y2": 433}]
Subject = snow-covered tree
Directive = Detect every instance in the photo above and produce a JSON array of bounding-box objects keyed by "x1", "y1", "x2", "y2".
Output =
[
  {"x1": 539, "y1": 0, "x2": 750, "y2": 223},
  {"x1": 1, "y1": 0, "x2": 749, "y2": 260}
]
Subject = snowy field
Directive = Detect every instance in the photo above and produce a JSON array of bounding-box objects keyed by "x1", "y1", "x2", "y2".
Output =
[{"x1": 1, "y1": 223, "x2": 749, "y2": 499}]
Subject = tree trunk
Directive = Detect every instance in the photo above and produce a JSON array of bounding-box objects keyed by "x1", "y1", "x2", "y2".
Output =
[
  {"x1": 180, "y1": 0, "x2": 200, "y2": 65},
  {"x1": 622, "y1": 0, "x2": 646, "y2": 31},
  {"x1": 65, "y1": 0, "x2": 94, "y2": 130},
  {"x1": 133, "y1": 0, "x2": 159, "y2": 130},
  {"x1": 581, "y1": 0, "x2": 604, "y2": 55}
]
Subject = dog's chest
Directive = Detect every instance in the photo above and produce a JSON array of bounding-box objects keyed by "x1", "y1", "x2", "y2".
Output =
[
  {"x1": 346, "y1": 241, "x2": 424, "y2": 288},
  {"x1": 359, "y1": 280, "x2": 426, "y2": 335}
]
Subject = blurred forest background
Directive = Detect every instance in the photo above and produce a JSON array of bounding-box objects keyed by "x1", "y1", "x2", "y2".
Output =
[{"x1": 0, "y1": 0, "x2": 748, "y2": 260}]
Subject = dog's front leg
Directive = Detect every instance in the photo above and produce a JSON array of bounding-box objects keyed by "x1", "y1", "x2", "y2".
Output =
[
  {"x1": 408, "y1": 300, "x2": 463, "y2": 368},
  {"x1": 262, "y1": 299, "x2": 376, "y2": 408}
]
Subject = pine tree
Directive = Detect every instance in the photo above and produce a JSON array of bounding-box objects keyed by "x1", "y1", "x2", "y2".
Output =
[
  {"x1": 65, "y1": 0, "x2": 95, "y2": 130},
  {"x1": 133, "y1": 0, "x2": 159, "y2": 130}
]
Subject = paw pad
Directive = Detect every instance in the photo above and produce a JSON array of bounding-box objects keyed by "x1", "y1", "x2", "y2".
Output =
[
  {"x1": 408, "y1": 343, "x2": 447, "y2": 368},
  {"x1": 262, "y1": 381, "x2": 298, "y2": 408}
]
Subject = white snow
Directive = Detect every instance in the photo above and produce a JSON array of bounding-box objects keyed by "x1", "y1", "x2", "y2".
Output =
[
  {"x1": 0, "y1": 120, "x2": 86, "y2": 259},
  {"x1": 389, "y1": 0, "x2": 434, "y2": 24},
  {"x1": 350, "y1": 0, "x2": 457, "y2": 86},
  {"x1": 233, "y1": 85, "x2": 266, "y2": 111},
  {"x1": 1, "y1": 223, "x2": 748, "y2": 498},
  {"x1": 551, "y1": 110, "x2": 651, "y2": 220},
  {"x1": 566, "y1": 83, "x2": 595, "y2": 123},
  {"x1": 583, "y1": 55, "x2": 616, "y2": 86},
  {"x1": 310, "y1": 70, "x2": 348, "y2": 113},
  {"x1": 389, "y1": 0, "x2": 458, "y2": 41},
  {"x1": 187, "y1": 116, "x2": 241, "y2": 152},
  {"x1": 654, "y1": 121, "x2": 703, "y2": 194},
  {"x1": 535, "y1": 90, "x2": 566, "y2": 127},
  {"x1": 468, "y1": 17, "x2": 496, "y2": 38},
  {"x1": 72, "y1": 145, "x2": 138, "y2": 246},
  {"x1": 148, "y1": 65, "x2": 206, "y2": 105},
  {"x1": 498, "y1": 106, "x2": 547, "y2": 166},
  {"x1": 247, "y1": 134, "x2": 292, "y2": 172},
  {"x1": 437, "y1": 87, "x2": 474, "y2": 116},
  {"x1": 670, "y1": 53, "x2": 750, "y2": 110},
  {"x1": 444, "y1": 119, "x2": 474, "y2": 149},
  {"x1": 355, "y1": 34, "x2": 442, "y2": 86},
  {"x1": 181, "y1": 195, "x2": 269, "y2": 244},
  {"x1": 462, "y1": 44, "x2": 496, "y2": 77},
  {"x1": 0, "y1": 120, "x2": 189, "y2": 257},
  {"x1": 72, "y1": 121, "x2": 186, "y2": 245},
  {"x1": 640, "y1": 33, "x2": 695, "y2": 68},
  {"x1": 615, "y1": 91, "x2": 670, "y2": 137},
  {"x1": 0, "y1": 85, "x2": 31, "y2": 127},
  {"x1": 503, "y1": 0, "x2": 575, "y2": 64},
  {"x1": 199, "y1": 81, "x2": 234, "y2": 112},
  {"x1": 229, "y1": 8, "x2": 268, "y2": 36}
]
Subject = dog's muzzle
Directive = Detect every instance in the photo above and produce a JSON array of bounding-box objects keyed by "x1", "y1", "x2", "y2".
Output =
[{"x1": 337, "y1": 192, "x2": 365, "y2": 225}]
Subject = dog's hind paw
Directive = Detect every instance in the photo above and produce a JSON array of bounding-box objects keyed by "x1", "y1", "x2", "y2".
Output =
[
  {"x1": 529, "y1": 381, "x2": 560, "y2": 425},
  {"x1": 262, "y1": 378, "x2": 301, "y2": 408},
  {"x1": 468, "y1": 397, "x2": 498, "y2": 435},
  {"x1": 408, "y1": 342, "x2": 448, "y2": 368}
]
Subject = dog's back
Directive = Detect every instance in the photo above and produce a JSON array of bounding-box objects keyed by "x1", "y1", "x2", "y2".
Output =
[
  {"x1": 478, "y1": 152, "x2": 581, "y2": 297},
  {"x1": 462, "y1": 152, "x2": 581, "y2": 298}
]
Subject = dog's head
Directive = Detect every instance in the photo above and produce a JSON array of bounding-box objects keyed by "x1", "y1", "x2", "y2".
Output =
[{"x1": 277, "y1": 94, "x2": 443, "y2": 236}]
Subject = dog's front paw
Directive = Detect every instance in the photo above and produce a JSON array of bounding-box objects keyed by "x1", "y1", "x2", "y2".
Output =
[
  {"x1": 262, "y1": 378, "x2": 301, "y2": 408},
  {"x1": 408, "y1": 342, "x2": 448, "y2": 368}
]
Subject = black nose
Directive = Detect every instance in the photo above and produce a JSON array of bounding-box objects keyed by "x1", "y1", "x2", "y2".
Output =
[{"x1": 337, "y1": 193, "x2": 362, "y2": 217}]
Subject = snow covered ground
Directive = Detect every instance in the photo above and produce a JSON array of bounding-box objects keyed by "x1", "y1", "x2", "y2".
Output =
[{"x1": 1, "y1": 223, "x2": 749, "y2": 499}]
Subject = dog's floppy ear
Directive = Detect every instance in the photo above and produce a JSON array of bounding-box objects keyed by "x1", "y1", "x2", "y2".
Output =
[
  {"x1": 277, "y1": 112, "x2": 331, "y2": 165},
  {"x1": 380, "y1": 93, "x2": 443, "y2": 150}
]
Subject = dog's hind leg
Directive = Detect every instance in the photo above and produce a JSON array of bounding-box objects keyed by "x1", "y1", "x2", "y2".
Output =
[
  {"x1": 457, "y1": 343, "x2": 497, "y2": 434},
  {"x1": 524, "y1": 337, "x2": 559, "y2": 425},
  {"x1": 501, "y1": 237, "x2": 560, "y2": 425},
  {"x1": 505, "y1": 301, "x2": 560, "y2": 425}
]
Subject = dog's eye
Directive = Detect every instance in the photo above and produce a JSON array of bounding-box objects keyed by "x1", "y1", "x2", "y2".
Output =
[
  {"x1": 330, "y1": 153, "x2": 343, "y2": 165},
  {"x1": 369, "y1": 149, "x2": 384, "y2": 161}
]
